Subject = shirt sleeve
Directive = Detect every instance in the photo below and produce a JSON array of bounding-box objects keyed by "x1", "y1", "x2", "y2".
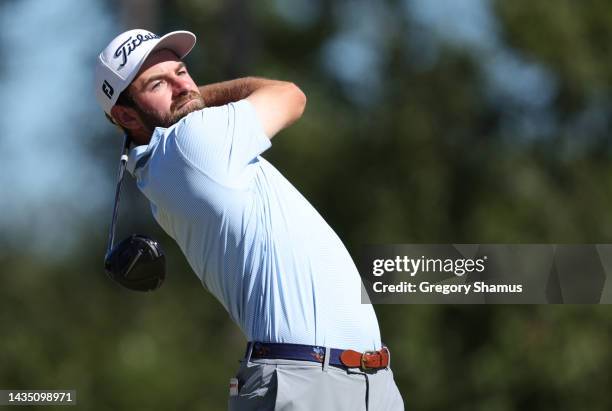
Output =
[{"x1": 172, "y1": 99, "x2": 271, "y2": 182}]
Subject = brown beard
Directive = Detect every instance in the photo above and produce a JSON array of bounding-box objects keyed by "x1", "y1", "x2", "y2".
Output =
[{"x1": 136, "y1": 90, "x2": 206, "y2": 132}]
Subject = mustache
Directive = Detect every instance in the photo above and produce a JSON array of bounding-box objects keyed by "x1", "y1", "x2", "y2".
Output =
[{"x1": 171, "y1": 91, "x2": 204, "y2": 112}]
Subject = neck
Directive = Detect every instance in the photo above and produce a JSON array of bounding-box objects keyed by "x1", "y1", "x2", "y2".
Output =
[{"x1": 129, "y1": 126, "x2": 153, "y2": 146}]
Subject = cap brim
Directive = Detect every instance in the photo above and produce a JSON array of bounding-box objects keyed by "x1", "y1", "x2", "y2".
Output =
[{"x1": 150, "y1": 30, "x2": 196, "y2": 60}]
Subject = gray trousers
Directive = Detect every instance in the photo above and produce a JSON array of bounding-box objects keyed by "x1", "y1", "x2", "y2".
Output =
[{"x1": 227, "y1": 357, "x2": 404, "y2": 411}]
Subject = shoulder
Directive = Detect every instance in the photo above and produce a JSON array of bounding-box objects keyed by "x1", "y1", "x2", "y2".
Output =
[
  {"x1": 177, "y1": 99, "x2": 255, "y2": 124},
  {"x1": 170, "y1": 100, "x2": 266, "y2": 150}
]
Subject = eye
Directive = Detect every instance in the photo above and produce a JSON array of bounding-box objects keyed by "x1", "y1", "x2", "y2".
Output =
[
  {"x1": 177, "y1": 69, "x2": 187, "y2": 76},
  {"x1": 151, "y1": 80, "x2": 163, "y2": 90}
]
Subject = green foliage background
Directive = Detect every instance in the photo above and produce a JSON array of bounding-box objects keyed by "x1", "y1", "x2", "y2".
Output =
[{"x1": 2, "y1": 0, "x2": 612, "y2": 410}]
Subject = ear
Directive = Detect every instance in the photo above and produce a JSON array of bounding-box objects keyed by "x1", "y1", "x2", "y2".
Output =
[{"x1": 110, "y1": 105, "x2": 142, "y2": 131}]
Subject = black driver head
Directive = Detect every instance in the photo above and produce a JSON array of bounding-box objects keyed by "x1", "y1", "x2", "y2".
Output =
[{"x1": 104, "y1": 234, "x2": 166, "y2": 292}]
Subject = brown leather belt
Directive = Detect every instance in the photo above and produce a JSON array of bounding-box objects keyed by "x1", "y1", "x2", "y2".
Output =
[{"x1": 340, "y1": 347, "x2": 389, "y2": 370}]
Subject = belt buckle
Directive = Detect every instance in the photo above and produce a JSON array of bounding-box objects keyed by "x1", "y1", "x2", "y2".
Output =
[{"x1": 360, "y1": 351, "x2": 379, "y2": 371}]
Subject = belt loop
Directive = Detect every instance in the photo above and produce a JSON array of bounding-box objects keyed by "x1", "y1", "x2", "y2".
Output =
[
  {"x1": 322, "y1": 346, "x2": 331, "y2": 372},
  {"x1": 245, "y1": 342, "x2": 254, "y2": 363}
]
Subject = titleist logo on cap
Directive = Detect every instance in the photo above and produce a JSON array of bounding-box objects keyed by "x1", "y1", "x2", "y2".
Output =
[{"x1": 114, "y1": 32, "x2": 160, "y2": 69}]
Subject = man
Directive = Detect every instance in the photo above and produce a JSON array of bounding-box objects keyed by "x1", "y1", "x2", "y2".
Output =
[{"x1": 95, "y1": 29, "x2": 404, "y2": 410}]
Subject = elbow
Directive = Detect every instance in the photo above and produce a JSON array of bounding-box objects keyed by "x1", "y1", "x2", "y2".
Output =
[{"x1": 289, "y1": 82, "x2": 307, "y2": 121}]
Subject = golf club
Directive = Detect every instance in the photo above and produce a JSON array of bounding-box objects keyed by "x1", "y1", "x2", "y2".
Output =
[{"x1": 103, "y1": 135, "x2": 166, "y2": 291}]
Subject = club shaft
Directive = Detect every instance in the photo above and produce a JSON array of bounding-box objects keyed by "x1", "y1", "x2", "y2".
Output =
[{"x1": 105, "y1": 135, "x2": 131, "y2": 259}]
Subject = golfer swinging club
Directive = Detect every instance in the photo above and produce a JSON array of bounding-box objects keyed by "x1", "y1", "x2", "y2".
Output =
[{"x1": 95, "y1": 29, "x2": 404, "y2": 410}]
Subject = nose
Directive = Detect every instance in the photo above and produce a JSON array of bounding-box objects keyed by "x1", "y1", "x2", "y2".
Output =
[{"x1": 171, "y1": 74, "x2": 192, "y2": 97}]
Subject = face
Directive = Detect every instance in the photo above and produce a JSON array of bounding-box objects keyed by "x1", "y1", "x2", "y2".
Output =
[{"x1": 126, "y1": 49, "x2": 205, "y2": 133}]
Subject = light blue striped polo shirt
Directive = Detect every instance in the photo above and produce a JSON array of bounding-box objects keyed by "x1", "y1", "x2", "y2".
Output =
[{"x1": 127, "y1": 99, "x2": 382, "y2": 351}]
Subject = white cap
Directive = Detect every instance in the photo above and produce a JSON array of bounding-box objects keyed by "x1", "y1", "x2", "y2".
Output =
[{"x1": 95, "y1": 29, "x2": 196, "y2": 115}]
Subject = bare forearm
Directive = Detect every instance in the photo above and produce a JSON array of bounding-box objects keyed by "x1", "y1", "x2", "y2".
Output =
[{"x1": 199, "y1": 77, "x2": 285, "y2": 107}]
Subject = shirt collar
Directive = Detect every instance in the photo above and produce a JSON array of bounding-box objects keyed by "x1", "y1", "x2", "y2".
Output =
[
  {"x1": 127, "y1": 144, "x2": 150, "y2": 175},
  {"x1": 126, "y1": 128, "x2": 164, "y2": 175}
]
